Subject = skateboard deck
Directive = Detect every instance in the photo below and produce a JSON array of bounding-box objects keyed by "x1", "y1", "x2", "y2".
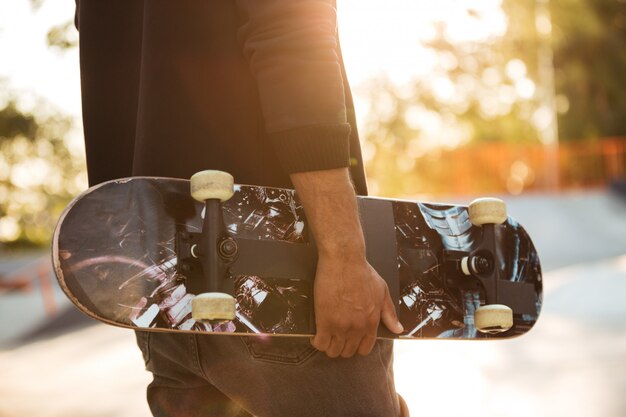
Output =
[{"x1": 53, "y1": 176, "x2": 542, "y2": 339}]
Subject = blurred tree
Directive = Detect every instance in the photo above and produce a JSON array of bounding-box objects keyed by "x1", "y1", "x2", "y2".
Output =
[
  {"x1": 551, "y1": 0, "x2": 626, "y2": 140},
  {"x1": 27, "y1": 0, "x2": 78, "y2": 52},
  {"x1": 0, "y1": 96, "x2": 86, "y2": 248},
  {"x1": 20, "y1": 0, "x2": 626, "y2": 199},
  {"x1": 47, "y1": 20, "x2": 78, "y2": 52},
  {"x1": 0, "y1": 2, "x2": 85, "y2": 248},
  {"x1": 360, "y1": 0, "x2": 626, "y2": 196}
]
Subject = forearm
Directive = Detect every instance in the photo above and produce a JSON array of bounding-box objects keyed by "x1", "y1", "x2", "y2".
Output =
[
  {"x1": 294, "y1": 170, "x2": 403, "y2": 357},
  {"x1": 290, "y1": 168, "x2": 365, "y2": 258}
]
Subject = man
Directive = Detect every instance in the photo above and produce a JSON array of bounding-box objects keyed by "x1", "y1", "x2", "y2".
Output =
[{"x1": 75, "y1": 1, "x2": 408, "y2": 415}]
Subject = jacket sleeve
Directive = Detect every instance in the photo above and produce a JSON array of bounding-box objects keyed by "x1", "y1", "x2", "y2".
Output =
[{"x1": 236, "y1": 0, "x2": 351, "y2": 174}]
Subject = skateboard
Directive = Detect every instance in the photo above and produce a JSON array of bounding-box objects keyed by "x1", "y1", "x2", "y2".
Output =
[{"x1": 52, "y1": 171, "x2": 542, "y2": 339}]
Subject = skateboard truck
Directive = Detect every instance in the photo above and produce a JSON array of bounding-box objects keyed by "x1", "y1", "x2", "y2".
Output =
[
  {"x1": 179, "y1": 170, "x2": 319, "y2": 326},
  {"x1": 183, "y1": 170, "x2": 238, "y2": 322},
  {"x1": 443, "y1": 198, "x2": 514, "y2": 334}
]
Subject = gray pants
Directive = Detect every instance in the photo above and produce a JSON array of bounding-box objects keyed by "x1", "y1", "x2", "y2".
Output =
[{"x1": 136, "y1": 331, "x2": 400, "y2": 417}]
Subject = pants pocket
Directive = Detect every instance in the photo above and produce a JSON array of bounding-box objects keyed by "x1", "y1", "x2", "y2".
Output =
[{"x1": 241, "y1": 336, "x2": 318, "y2": 366}]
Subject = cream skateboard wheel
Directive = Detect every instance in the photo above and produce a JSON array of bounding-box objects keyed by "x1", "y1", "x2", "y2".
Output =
[
  {"x1": 190, "y1": 170, "x2": 234, "y2": 202},
  {"x1": 468, "y1": 198, "x2": 507, "y2": 226},
  {"x1": 475, "y1": 304, "x2": 513, "y2": 334},
  {"x1": 192, "y1": 293, "x2": 236, "y2": 321}
]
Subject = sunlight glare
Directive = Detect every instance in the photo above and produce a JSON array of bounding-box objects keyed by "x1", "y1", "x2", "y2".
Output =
[
  {"x1": 0, "y1": 216, "x2": 20, "y2": 242},
  {"x1": 339, "y1": 0, "x2": 508, "y2": 85},
  {"x1": 395, "y1": 341, "x2": 490, "y2": 417},
  {"x1": 432, "y1": 77, "x2": 455, "y2": 102},
  {"x1": 338, "y1": 0, "x2": 511, "y2": 151},
  {"x1": 516, "y1": 78, "x2": 536, "y2": 100},
  {"x1": 0, "y1": 0, "x2": 81, "y2": 117},
  {"x1": 443, "y1": 3, "x2": 508, "y2": 43},
  {"x1": 10, "y1": 158, "x2": 51, "y2": 189},
  {"x1": 506, "y1": 59, "x2": 527, "y2": 80}
]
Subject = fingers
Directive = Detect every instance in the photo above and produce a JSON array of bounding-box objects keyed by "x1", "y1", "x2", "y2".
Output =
[
  {"x1": 327, "y1": 336, "x2": 346, "y2": 358},
  {"x1": 314, "y1": 331, "x2": 377, "y2": 358},
  {"x1": 310, "y1": 260, "x2": 404, "y2": 359},
  {"x1": 357, "y1": 334, "x2": 377, "y2": 356},
  {"x1": 314, "y1": 335, "x2": 372, "y2": 358},
  {"x1": 312, "y1": 333, "x2": 345, "y2": 358},
  {"x1": 340, "y1": 336, "x2": 361, "y2": 358},
  {"x1": 313, "y1": 317, "x2": 380, "y2": 358},
  {"x1": 381, "y1": 285, "x2": 404, "y2": 335},
  {"x1": 311, "y1": 332, "x2": 331, "y2": 352}
]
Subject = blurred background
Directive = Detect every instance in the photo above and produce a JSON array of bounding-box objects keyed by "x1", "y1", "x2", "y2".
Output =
[{"x1": 0, "y1": 0, "x2": 625, "y2": 416}]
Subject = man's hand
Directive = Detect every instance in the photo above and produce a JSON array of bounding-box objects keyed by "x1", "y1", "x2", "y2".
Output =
[
  {"x1": 311, "y1": 252, "x2": 402, "y2": 357},
  {"x1": 290, "y1": 168, "x2": 403, "y2": 358}
]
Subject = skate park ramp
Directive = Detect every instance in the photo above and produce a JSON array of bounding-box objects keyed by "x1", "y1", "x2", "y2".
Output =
[{"x1": 0, "y1": 188, "x2": 625, "y2": 417}]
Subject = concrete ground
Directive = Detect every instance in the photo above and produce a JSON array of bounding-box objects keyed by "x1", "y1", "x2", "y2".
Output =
[
  {"x1": 395, "y1": 254, "x2": 626, "y2": 417},
  {"x1": 0, "y1": 189, "x2": 624, "y2": 417}
]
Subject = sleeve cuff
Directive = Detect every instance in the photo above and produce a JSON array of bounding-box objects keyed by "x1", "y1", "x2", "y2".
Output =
[{"x1": 269, "y1": 123, "x2": 351, "y2": 174}]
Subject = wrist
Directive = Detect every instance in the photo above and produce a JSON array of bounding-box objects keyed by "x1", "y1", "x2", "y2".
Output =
[
  {"x1": 290, "y1": 167, "x2": 367, "y2": 258},
  {"x1": 316, "y1": 236, "x2": 366, "y2": 260}
]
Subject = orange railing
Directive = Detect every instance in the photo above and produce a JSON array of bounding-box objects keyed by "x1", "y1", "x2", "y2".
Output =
[
  {"x1": 388, "y1": 137, "x2": 626, "y2": 196},
  {"x1": 0, "y1": 258, "x2": 57, "y2": 317}
]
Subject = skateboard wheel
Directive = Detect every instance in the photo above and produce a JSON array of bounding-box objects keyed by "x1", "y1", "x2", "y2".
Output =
[
  {"x1": 190, "y1": 170, "x2": 235, "y2": 202},
  {"x1": 468, "y1": 198, "x2": 507, "y2": 226},
  {"x1": 192, "y1": 292, "x2": 236, "y2": 321},
  {"x1": 475, "y1": 304, "x2": 513, "y2": 334},
  {"x1": 461, "y1": 256, "x2": 471, "y2": 276}
]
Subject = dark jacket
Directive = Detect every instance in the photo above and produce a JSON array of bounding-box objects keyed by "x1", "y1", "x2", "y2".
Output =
[{"x1": 75, "y1": 0, "x2": 367, "y2": 194}]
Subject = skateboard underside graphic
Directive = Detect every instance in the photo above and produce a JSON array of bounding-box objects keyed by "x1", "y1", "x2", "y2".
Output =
[{"x1": 53, "y1": 177, "x2": 542, "y2": 339}]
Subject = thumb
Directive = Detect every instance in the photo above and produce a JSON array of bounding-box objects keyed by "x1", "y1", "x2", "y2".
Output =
[{"x1": 380, "y1": 285, "x2": 403, "y2": 334}]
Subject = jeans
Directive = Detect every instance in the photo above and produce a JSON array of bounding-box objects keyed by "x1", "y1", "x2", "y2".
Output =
[{"x1": 135, "y1": 331, "x2": 400, "y2": 417}]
